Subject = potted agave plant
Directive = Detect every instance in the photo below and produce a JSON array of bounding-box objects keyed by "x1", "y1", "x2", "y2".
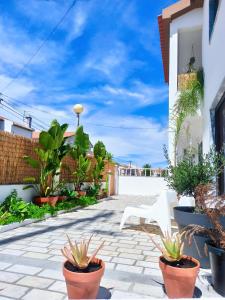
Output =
[
  {"x1": 185, "y1": 184, "x2": 225, "y2": 296},
  {"x1": 61, "y1": 235, "x2": 104, "y2": 299},
  {"x1": 144, "y1": 229, "x2": 200, "y2": 299}
]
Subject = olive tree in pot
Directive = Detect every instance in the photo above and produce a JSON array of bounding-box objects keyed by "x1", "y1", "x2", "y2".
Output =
[
  {"x1": 61, "y1": 235, "x2": 104, "y2": 299},
  {"x1": 186, "y1": 184, "x2": 225, "y2": 296},
  {"x1": 70, "y1": 126, "x2": 91, "y2": 196},
  {"x1": 23, "y1": 120, "x2": 69, "y2": 206},
  {"x1": 164, "y1": 146, "x2": 225, "y2": 268},
  {"x1": 144, "y1": 229, "x2": 199, "y2": 298}
]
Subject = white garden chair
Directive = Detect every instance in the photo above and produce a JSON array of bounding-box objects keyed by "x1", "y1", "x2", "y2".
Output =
[{"x1": 119, "y1": 189, "x2": 178, "y2": 235}]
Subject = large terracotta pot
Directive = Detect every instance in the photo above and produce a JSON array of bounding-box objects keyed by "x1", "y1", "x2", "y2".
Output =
[
  {"x1": 63, "y1": 258, "x2": 105, "y2": 299},
  {"x1": 159, "y1": 255, "x2": 200, "y2": 299},
  {"x1": 58, "y1": 195, "x2": 67, "y2": 201},
  {"x1": 48, "y1": 196, "x2": 58, "y2": 207},
  {"x1": 33, "y1": 196, "x2": 49, "y2": 206}
]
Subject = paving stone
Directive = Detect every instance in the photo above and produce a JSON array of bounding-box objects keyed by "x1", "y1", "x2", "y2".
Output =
[
  {"x1": 23, "y1": 252, "x2": 51, "y2": 259},
  {"x1": 146, "y1": 256, "x2": 160, "y2": 262},
  {"x1": 118, "y1": 239, "x2": 138, "y2": 245},
  {"x1": 38, "y1": 269, "x2": 64, "y2": 280},
  {"x1": 0, "y1": 262, "x2": 11, "y2": 270},
  {"x1": 119, "y1": 253, "x2": 144, "y2": 260},
  {"x1": 25, "y1": 246, "x2": 49, "y2": 253},
  {"x1": 135, "y1": 260, "x2": 159, "y2": 268},
  {"x1": 3, "y1": 244, "x2": 25, "y2": 250},
  {"x1": 0, "y1": 249, "x2": 25, "y2": 256},
  {"x1": 0, "y1": 282, "x2": 29, "y2": 299},
  {"x1": 118, "y1": 247, "x2": 142, "y2": 254},
  {"x1": 49, "y1": 255, "x2": 65, "y2": 262},
  {"x1": 111, "y1": 242, "x2": 135, "y2": 248},
  {"x1": 104, "y1": 262, "x2": 115, "y2": 270},
  {"x1": 116, "y1": 264, "x2": 143, "y2": 274},
  {"x1": 101, "y1": 245, "x2": 118, "y2": 251},
  {"x1": 17, "y1": 275, "x2": 54, "y2": 288},
  {"x1": 6, "y1": 264, "x2": 42, "y2": 275},
  {"x1": 112, "y1": 257, "x2": 135, "y2": 265},
  {"x1": 22, "y1": 288, "x2": 64, "y2": 300},
  {"x1": 133, "y1": 283, "x2": 164, "y2": 298},
  {"x1": 0, "y1": 271, "x2": 23, "y2": 283},
  {"x1": 111, "y1": 290, "x2": 149, "y2": 299},
  {"x1": 144, "y1": 267, "x2": 162, "y2": 276},
  {"x1": 97, "y1": 255, "x2": 112, "y2": 262},
  {"x1": 101, "y1": 278, "x2": 132, "y2": 291},
  {"x1": 48, "y1": 281, "x2": 67, "y2": 293},
  {"x1": 29, "y1": 241, "x2": 50, "y2": 248}
]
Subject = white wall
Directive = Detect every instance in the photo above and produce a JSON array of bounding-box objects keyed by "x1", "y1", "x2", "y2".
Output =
[
  {"x1": 178, "y1": 28, "x2": 202, "y2": 74},
  {"x1": 168, "y1": 9, "x2": 203, "y2": 164},
  {"x1": 202, "y1": 0, "x2": 225, "y2": 153},
  {"x1": 11, "y1": 125, "x2": 33, "y2": 139},
  {"x1": 0, "y1": 184, "x2": 38, "y2": 203},
  {"x1": 118, "y1": 177, "x2": 167, "y2": 196}
]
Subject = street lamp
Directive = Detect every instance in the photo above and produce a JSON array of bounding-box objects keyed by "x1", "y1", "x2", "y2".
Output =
[{"x1": 73, "y1": 104, "x2": 84, "y2": 127}]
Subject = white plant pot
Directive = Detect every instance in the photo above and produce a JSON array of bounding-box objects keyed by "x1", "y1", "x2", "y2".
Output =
[{"x1": 179, "y1": 195, "x2": 195, "y2": 207}]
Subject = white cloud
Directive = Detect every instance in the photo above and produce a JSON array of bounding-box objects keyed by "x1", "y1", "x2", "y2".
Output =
[{"x1": 0, "y1": 75, "x2": 34, "y2": 98}]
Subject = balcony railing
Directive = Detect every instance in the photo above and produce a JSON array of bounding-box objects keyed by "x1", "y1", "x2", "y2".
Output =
[{"x1": 118, "y1": 168, "x2": 167, "y2": 177}]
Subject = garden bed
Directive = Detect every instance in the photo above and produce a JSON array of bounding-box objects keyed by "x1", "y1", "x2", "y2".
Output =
[{"x1": 0, "y1": 194, "x2": 110, "y2": 233}]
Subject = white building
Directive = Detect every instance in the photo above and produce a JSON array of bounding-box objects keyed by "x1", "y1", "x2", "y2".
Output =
[
  {"x1": 158, "y1": 0, "x2": 225, "y2": 192},
  {"x1": 0, "y1": 115, "x2": 34, "y2": 138}
]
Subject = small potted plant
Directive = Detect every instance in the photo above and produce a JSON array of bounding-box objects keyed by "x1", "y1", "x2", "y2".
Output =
[
  {"x1": 144, "y1": 229, "x2": 200, "y2": 298},
  {"x1": 185, "y1": 184, "x2": 225, "y2": 296},
  {"x1": 61, "y1": 235, "x2": 104, "y2": 299}
]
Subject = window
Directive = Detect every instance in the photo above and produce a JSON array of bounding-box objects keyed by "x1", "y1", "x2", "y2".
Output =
[{"x1": 209, "y1": 0, "x2": 219, "y2": 40}]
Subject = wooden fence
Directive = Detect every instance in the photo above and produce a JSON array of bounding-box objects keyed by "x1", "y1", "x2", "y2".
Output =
[{"x1": 0, "y1": 132, "x2": 115, "y2": 194}]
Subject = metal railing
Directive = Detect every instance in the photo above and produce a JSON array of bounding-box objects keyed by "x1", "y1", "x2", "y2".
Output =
[{"x1": 118, "y1": 168, "x2": 168, "y2": 177}]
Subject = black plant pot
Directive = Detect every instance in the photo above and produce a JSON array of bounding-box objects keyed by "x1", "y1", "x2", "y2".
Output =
[
  {"x1": 207, "y1": 242, "x2": 225, "y2": 296},
  {"x1": 173, "y1": 206, "x2": 225, "y2": 269}
]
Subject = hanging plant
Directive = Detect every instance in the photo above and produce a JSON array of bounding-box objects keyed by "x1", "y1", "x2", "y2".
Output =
[{"x1": 172, "y1": 68, "x2": 204, "y2": 159}]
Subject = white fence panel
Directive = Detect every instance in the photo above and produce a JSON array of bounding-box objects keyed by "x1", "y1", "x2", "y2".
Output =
[{"x1": 118, "y1": 176, "x2": 167, "y2": 196}]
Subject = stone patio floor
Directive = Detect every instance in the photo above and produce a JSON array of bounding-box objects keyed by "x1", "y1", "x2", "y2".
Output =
[{"x1": 0, "y1": 195, "x2": 222, "y2": 299}]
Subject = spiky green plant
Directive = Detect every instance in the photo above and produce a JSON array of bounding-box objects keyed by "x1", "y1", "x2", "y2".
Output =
[
  {"x1": 143, "y1": 229, "x2": 184, "y2": 262},
  {"x1": 61, "y1": 235, "x2": 104, "y2": 269}
]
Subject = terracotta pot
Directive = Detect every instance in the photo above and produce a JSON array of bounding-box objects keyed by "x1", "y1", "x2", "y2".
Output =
[
  {"x1": 159, "y1": 255, "x2": 200, "y2": 299},
  {"x1": 58, "y1": 196, "x2": 67, "y2": 201},
  {"x1": 48, "y1": 196, "x2": 58, "y2": 207},
  {"x1": 33, "y1": 196, "x2": 49, "y2": 206},
  {"x1": 77, "y1": 190, "x2": 86, "y2": 197},
  {"x1": 63, "y1": 258, "x2": 105, "y2": 299}
]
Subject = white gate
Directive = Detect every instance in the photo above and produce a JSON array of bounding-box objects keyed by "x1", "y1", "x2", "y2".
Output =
[{"x1": 117, "y1": 167, "x2": 168, "y2": 196}]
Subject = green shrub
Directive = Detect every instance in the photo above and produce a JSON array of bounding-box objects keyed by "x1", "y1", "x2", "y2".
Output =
[
  {"x1": 1, "y1": 190, "x2": 29, "y2": 221},
  {"x1": 77, "y1": 196, "x2": 97, "y2": 207}
]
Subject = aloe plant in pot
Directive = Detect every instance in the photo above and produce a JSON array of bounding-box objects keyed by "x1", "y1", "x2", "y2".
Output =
[
  {"x1": 144, "y1": 229, "x2": 200, "y2": 299},
  {"x1": 61, "y1": 235, "x2": 104, "y2": 299}
]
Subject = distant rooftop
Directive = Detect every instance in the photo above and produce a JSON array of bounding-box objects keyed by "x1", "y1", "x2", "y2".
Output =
[
  {"x1": 32, "y1": 131, "x2": 75, "y2": 140},
  {"x1": 0, "y1": 115, "x2": 34, "y2": 131}
]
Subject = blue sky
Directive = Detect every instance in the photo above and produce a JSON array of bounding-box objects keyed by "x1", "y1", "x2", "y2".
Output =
[{"x1": 0, "y1": 0, "x2": 176, "y2": 167}]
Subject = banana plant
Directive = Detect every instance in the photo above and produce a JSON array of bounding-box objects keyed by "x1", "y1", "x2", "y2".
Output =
[
  {"x1": 72, "y1": 154, "x2": 91, "y2": 191},
  {"x1": 70, "y1": 126, "x2": 91, "y2": 191},
  {"x1": 92, "y1": 141, "x2": 107, "y2": 186},
  {"x1": 23, "y1": 120, "x2": 70, "y2": 197}
]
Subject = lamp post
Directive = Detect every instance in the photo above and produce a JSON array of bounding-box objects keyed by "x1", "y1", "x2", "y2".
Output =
[{"x1": 73, "y1": 104, "x2": 84, "y2": 127}]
